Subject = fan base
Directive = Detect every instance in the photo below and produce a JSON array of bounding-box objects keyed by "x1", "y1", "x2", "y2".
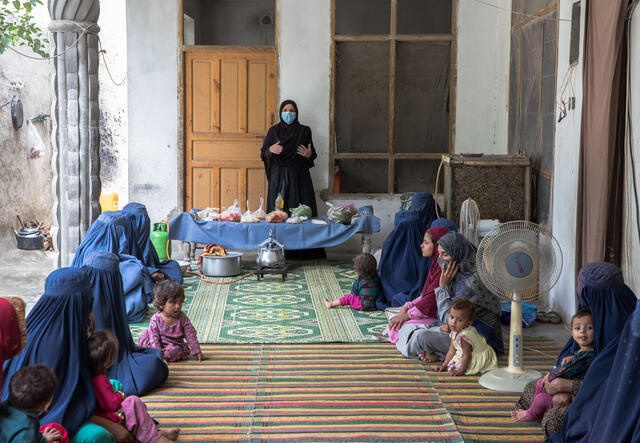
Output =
[{"x1": 479, "y1": 368, "x2": 541, "y2": 392}]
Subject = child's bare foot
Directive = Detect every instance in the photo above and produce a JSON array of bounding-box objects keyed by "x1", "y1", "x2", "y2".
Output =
[
  {"x1": 159, "y1": 428, "x2": 181, "y2": 441},
  {"x1": 324, "y1": 299, "x2": 334, "y2": 309},
  {"x1": 511, "y1": 409, "x2": 534, "y2": 422},
  {"x1": 418, "y1": 352, "x2": 439, "y2": 363}
]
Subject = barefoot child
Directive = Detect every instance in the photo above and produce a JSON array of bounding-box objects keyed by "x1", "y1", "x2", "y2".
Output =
[
  {"x1": 436, "y1": 299, "x2": 498, "y2": 376},
  {"x1": 139, "y1": 280, "x2": 203, "y2": 362},
  {"x1": 89, "y1": 330, "x2": 180, "y2": 442},
  {"x1": 512, "y1": 309, "x2": 595, "y2": 422},
  {"x1": 0, "y1": 364, "x2": 67, "y2": 443},
  {"x1": 325, "y1": 253, "x2": 380, "y2": 311}
]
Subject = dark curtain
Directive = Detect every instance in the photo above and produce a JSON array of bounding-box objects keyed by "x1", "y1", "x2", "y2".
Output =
[{"x1": 577, "y1": 0, "x2": 629, "y2": 268}]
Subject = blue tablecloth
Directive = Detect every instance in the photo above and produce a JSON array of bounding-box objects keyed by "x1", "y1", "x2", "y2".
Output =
[{"x1": 168, "y1": 210, "x2": 380, "y2": 250}]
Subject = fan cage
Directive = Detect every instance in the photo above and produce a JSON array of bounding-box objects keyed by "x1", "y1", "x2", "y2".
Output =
[{"x1": 476, "y1": 221, "x2": 563, "y2": 301}]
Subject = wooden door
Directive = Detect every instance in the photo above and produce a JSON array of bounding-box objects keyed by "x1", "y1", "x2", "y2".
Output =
[{"x1": 185, "y1": 49, "x2": 276, "y2": 212}]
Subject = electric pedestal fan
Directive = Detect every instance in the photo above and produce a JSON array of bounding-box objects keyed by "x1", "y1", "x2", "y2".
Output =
[{"x1": 476, "y1": 221, "x2": 562, "y2": 392}]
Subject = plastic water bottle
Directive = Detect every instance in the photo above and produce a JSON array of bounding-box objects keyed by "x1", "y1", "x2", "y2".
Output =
[{"x1": 275, "y1": 193, "x2": 284, "y2": 211}]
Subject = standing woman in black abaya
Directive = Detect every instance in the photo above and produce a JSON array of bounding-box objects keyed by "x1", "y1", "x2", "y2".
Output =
[{"x1": 260, "y1": 100, "x2": 319, "y2": 216}]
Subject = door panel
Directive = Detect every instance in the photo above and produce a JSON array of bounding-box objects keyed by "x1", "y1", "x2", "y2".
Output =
[{"x1": 185, "y1": 49, "x2": 275, "y2": 213}]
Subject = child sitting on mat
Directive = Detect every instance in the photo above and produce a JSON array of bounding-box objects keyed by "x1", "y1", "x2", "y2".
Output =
[
  {"x1": 139, "y1": 280, "x2": 203, "y2": 362},
  {"x1": 512, "y1": 309, "x2": 595, "y2": 422},
  {"x1": 0, "y1": 364, "x2": 67, "y2": 443},
  {"x1": 437, "y1": 299, "x2": 498, "y2": 376},
  {"x1": 89, "y1": 330, "x2": 180, "y2": 442},
  {"x1": 324, "y1": 253, "x2": 380, "y2": 311}
]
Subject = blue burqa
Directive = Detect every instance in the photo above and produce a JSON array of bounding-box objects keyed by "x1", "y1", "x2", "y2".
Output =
[
  {"x1": 122, "y1": 202, "x2": 183, "y2": 284},
  {"x1": 430, "y1": 218, "x2": 458, "y2": 232},
  {"x1": 84, "y1": 250, "x2": 168, "y2": 396},
  {"x1": 377, "y1": 192, "x2": 439, "y2": 309},
  {"x1": 1, "y1": 268, "x2": 96, "y2": 434},
  {"x1": 71, "y1": 211, "x2": 130, "y2": 267},
  {"x1": 548, "y1": 262, "x2": 637, "y2": 442},
  {"x1": 120, "y1": 254, "x2": 155, "y2": 323}
]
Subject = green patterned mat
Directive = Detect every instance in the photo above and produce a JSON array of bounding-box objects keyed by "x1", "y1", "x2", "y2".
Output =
[{"x1": 129, "y1": 261, "x2": 388, "y2": 344}]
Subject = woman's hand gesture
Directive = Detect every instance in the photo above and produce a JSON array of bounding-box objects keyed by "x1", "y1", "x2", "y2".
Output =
[
  {"x1": 297, "y1": 143, "x2": 312, "y2": 158},
  {"x1": 388, "y1": 306, "x2": 410, "y2": 331},
  {"x1": 439, "y1": 261, "x2": 459, "y2": 287},
  {"x1": 269, "y1": 141, "x2": 283, "y2": 154}
]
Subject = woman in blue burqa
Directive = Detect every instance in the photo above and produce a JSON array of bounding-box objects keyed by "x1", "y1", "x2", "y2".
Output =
[
  {"x1": 71, "y1": 210, "x2": 159, "y2": 323},
  {"x1": 1, "y1": 268, "x2": 134, "y2": 442},
  {"x1": 532, "y1": 262, "x2": 638, "y2": 441},
  {"x1": 122, "y1": 202, "x2": 183, "y2": 283},
  {"x1": 84, "y1": 250, "x2": 168, "y2": 396},
  {"x1": 376, "y1": 193, "x2": 439, "y2": 309}
]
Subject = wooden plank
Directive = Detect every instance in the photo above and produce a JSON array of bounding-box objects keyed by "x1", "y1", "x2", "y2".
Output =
[
  {"x1": 220, "y1": 60, "x2": 240, "y2": 133},
  {"x1": 248, "y1": 60, "x2": 268, "y2": 133},
  {"x1": 334, "y1": 35, "x2": 452, "y2": 41},
  {"x1": 192, "y1": 167, "x2": 212, "y2": 210},
  {"x1": 247, "y1": 168, "x2": 267, "y2": 212},
  {"x1": 193, "y1": 140, "x2": 263, "y2": 162},
  {"x1": 238, "y1": 58, "x2": 248, "y2": 133},
  {"x1": 192, "y1": 59, "x2": 213, "y2": 133},
  {"x1": 220, "y1": 168, "x2": 239, "y2": 209}
]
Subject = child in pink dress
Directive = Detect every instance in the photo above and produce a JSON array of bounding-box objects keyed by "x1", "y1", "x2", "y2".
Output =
[
  {"x1": 324, "y1": 253, "x2": 380, "y2": 311},
  {"x1": 139, "y1": 280, "x2": 203, "y2": 362},
  {"x1": 88, "y1": 330, "x2": 180, "y2": 443}
]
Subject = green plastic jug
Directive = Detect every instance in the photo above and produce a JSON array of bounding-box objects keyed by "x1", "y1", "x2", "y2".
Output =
[{"x1": 150, "y1": 222, "x2": 170, "y2": 261}]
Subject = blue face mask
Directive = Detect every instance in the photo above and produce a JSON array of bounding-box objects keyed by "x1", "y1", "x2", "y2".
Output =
[
  {"x1": 438, "y1": 257, "x2": 452, "y2": 270},
  {"x1": 281, "y1": 111, "x2": 296, "y2": 125}
]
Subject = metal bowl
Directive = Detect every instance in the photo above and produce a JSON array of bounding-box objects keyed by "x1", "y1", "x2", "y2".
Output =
[{"x1": 201, "y1": 252, "x2": 242, "y2": 277}]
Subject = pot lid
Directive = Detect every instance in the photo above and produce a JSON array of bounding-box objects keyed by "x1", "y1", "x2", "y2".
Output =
[{"x1": 258, "y1": 229, "x2": 284, "y2": 250}]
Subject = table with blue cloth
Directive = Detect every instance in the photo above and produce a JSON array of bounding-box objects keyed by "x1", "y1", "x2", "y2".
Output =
[{"x1": 169, "y1": 207, "x2": 380, "y2": 260}]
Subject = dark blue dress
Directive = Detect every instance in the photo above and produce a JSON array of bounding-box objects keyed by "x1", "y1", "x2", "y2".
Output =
[
  {"x1": 1, "y1": 268, "x2": 96, "y2": 435},
  {"x1": 83, "y1": 250, "x2": 168, "y2": 396},
  {"x1": 376, "y1": 193, "x2": 439, "y2": 309}
]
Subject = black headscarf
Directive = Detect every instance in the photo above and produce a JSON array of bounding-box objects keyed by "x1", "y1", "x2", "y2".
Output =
[{"x1": 273, "y1": 99, "x2": 303, "y2": 164}]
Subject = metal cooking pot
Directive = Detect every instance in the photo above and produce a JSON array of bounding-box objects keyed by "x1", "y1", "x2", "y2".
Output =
[
  {"x1": 257, "y1": 230, "x2": 285, "y2": 268},
  {"x1": 14, "y1": 228, "x2": 44, "y2": 250},
  {"x1": 201, "y1": 251, "x2": 242, "y2": 277}
]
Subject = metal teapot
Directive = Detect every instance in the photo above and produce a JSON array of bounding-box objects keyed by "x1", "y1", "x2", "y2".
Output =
[{"x1": 257, "y1": 230, "x2": 285, "y2": 268}]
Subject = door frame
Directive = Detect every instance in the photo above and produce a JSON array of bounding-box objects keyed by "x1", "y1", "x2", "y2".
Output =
[{"x1": 178, "y1": 0, "x2": 280, "y2": 212}]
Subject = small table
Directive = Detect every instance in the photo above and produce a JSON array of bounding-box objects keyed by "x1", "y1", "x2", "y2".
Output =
[{"x1": 169, "y1": 209, "x2": 380, "y2": 261}]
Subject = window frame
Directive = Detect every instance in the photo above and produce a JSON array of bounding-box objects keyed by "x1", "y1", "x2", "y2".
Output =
[{"x1": 329, "y1": 0, "x2": 458, "y2": 196}]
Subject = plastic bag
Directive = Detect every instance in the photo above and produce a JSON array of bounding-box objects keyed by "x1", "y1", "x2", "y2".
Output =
[
  {"x1": 252, "y1": 197, "x2": 267, "y2": 220},
  {"x1": 194, "y1": 207, "x2": 219, "y2": 221},
  {"x1": 327, "y1": 202, "x2": 357, "y2": 224},
  {"x1": 286, "y1": 216, "x2": 308, "y2": 224},
  {"x1": 501, "y1": 301, "x2": 537, "y2": 328},
  {"x1": 27, "y1": 121, "x2": 47, "y2": 159},
  {"x1": 290, "y1": 204, "x2": 312, "y2": 218},
  {"x1": 241, "y1": 200, "x2": 259, "y2": 222},
  {"x1": 217, "y1": 200, "x2": 242, "y2": 222},
  {"x1": 266, "y1": 210, "x2": 288, "y2": 223}
]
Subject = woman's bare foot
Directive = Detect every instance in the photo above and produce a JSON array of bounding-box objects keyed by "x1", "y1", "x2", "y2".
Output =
[
  {"x1": 511, "y1": 409, "x2": 534, "y2": 422},
  {"x1": 324, "y1": 299, "x2": 334, "y2": 309},
  {"x1": 158, "y1": 428, "x2": 181, "y2": 441},
  {"x1": 418, "y1": 352, "x2": 439, "y2": 363}
]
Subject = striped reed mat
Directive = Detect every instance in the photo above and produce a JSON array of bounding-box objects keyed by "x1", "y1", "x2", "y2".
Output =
[
  {"x1": 425, "y1": 336, "x2": 562, "y2": 442},
  {"x1": 143, "y1": 342, "x2": 463, "y2": 442}
]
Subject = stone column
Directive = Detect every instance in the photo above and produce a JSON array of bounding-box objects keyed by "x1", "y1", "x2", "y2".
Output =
[{"x1": 48, "y1": 0, "x2": 101, "y2": 267}]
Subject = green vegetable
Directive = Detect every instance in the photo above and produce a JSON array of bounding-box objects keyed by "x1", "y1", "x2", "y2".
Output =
[{"x1": 290, "y1": 204, "x2": 312, "y2": 218}]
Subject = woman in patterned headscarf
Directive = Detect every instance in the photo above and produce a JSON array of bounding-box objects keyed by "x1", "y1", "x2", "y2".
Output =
[{"x1": 433, "y1": 232, "x2": 503, "y2": 355}]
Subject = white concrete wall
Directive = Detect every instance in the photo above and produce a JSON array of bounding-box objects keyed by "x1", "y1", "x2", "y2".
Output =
[
  {"x1": 0, "y1": 5, "x2": 53, "y2": 248},
  {"x1": 97, "y1": 0, "x2": 129, "y2": 204},
  {"x1": 126, "y1": 0, "x2": 182, "y2": 224},
  {"x1": 454, "y1": 0, "x2": 510, "y2": 155},
  {"x1": 623, "y1": 4, "x2": 640, "y2": 296},
  {"x1": 547, "y1": 0, "x2": 586, "y2": 322}
]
